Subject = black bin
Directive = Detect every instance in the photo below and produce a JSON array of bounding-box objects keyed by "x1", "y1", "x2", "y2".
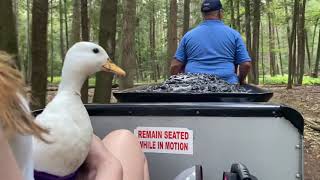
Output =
[{"x1": 113, "y1": 84, "x2": 273, "y2": 103}]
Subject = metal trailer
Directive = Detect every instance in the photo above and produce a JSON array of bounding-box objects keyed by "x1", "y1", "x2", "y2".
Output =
[
  {"x1": 34, "y1": 85, "x2": 303, "y2": 179},
  {"x1": 83, "y1": 103, "x2": 304, "y2": 180}
]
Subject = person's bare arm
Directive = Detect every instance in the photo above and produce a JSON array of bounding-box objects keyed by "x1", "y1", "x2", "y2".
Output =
[
  {"x1": 170, "y1": 59, "x2": 185, "y2": 75},
  {"x1": 238, "y1": 61, "x2": 252, "y2": 85},
  {"x1": 0, "y1": 129, "x2": 23, "y2": 180}
]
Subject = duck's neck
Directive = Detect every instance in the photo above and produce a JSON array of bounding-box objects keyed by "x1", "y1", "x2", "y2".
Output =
[{"x1": 58, "y1": 70, "x2": 87, "y2": 96}]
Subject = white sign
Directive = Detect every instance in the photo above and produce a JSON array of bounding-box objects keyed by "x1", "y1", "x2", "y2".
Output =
[{"x1": 134, "y1": 127, "x2": 193, "y2": 155}]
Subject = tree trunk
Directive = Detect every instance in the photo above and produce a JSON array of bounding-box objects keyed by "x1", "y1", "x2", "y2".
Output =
[
  {"x1": 287, "y1": 0, "x2": 299, "y2": 89},
  {"x1": 50, "y1": 0, "x2": 54, "y2": 83},
  {"x1": 250, "y1": 0, "x2": 260, "y2": 84},
  {"x1": 244, "y1": 0, "x2": 251, "y2": 52},
  {"x1": 71, "y1": 0, "x2": 81, "y2": 45},
  {"x1": 26, "y1": 0, "x2": 32, "y2": 84},
  {"x1": 266, "y1": 0, "x2": 276, "y2": 77},
  {"x1": 81, "y1": 0, "x2": 90, "y2": 103},
  {"x1": 261, "y1": 21, "x2": 265, "y2": 84},
  {"x1": 136, "y1": 16, "x2": 143, "y2": 83},
  {"x1": 81, "y1": 0, "x2": 89, "y2": 41},
  {"x1": 275, "y1": 26, "x2": 284, "y2": 76},
  {"x1": 305, "y1": 31, "x2": 312, "y2": 75},
  {"x1": 59, "y1": 0, "x2": 65, "y2": 62},
  {"x1": 235, "y1": 0, "x2": 241, "y2": 31},
  {"x1": 293, "y1": 29, "x2": 297, "y2": 84},
  {"x1": 119, "y1": 0, "x2": 137, "y2": 89},
  {"x1": 64, "y1": 0, "x2": 69, "y2": 48},
  {"x1": 183, "y1": 0, "x2": 190, "y2": 35},
  {"x1": 150, "y1": 0, "x2": 157, "y2": 82},
  {"x1": 13, "y1": 0, "x2": 20, "y2": 68},
  {"x1": 166, "y1": 0, "x2": 177, "y2": 77},
  {"x1": 244, "y1": 0, "x2": 252, "y2": 82},
  {"x1": 93, "y1": 0, "x2": 118, "y2": 103},
  {"x1": 0, "y1": 0, "x2": 19, "y2": 66},
  {"x1": 297, "y1": 0, "x2": 306, "y2": 85},
  {"x1": 229, "y1": 0, "x2": 236, "y2": 29},
  {"x1": 284, "y1": 0, "x2": 291, "y2": 52},
  {"x1": 311, "y1": 18, "x2": 319, "y2": 60},
  {"x1": 313, "y1": 27, "x2": 320, "y2": 78},
  {"x1": 12, "y1": 0, "x2": 18, "y2": 33},
  {"x1": 31, "y1": 0, "x2": 49, "y2": 109},
  {"x1": 135, "y1": 55, "x2": 140, "y2": 82}
]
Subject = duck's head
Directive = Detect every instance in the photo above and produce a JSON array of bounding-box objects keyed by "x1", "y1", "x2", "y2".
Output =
[{"x1": 63, "y1": 42, "x2": 126, "y2": 77}]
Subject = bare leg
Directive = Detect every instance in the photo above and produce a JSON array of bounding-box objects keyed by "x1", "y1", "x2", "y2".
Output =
[
  {"x1": 102, "y1": 130, "x2": 150, "y2": 180},
  {"x1": 144, "y1": 157, "x2": 150, "y2": 180},
  {"x1": 0, "y1": 130, "x2": 23, "y2": 180},
  {"x1": 77, "y1": 135, "x2": 123, "y2": 180}
]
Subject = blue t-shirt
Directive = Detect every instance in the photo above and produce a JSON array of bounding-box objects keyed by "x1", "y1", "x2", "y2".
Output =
[{"x1": 174, "y1": 20, "x2": 251, "y2": 84}]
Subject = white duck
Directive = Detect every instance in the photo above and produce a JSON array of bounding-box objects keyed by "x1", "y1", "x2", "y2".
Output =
[{"x1": 33, "y1": 42, "x2": 126, "y2": 177}]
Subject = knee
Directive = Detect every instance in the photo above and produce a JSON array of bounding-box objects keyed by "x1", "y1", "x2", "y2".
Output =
[
  {"x1": 102, "y1": 129, "x2": 148, "y2": 169},
  {"x1": 109, "y1": 129, "x2": 134, "y2": 136},
  {"x1": 102, "y1": 129, "x2": 145, "y2": 158}
]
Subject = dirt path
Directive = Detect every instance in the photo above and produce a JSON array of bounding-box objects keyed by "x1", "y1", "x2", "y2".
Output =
[{"x1": 263, "y1": 85, "x2": 320, "y2": 180}]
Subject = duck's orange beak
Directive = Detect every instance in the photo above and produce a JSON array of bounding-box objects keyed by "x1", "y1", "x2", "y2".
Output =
[{"x1": 102, "y1": 59, "x2": 126, "y2": 77}]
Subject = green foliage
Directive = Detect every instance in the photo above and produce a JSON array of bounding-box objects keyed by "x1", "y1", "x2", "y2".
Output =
[
  {"x1": 49, "y1": 76, "x2": 96, "y2": 86},
  {"x1": 260, "y1": 75, "x2": 320, "y2": 85},
  {"x1": 307, "y1": 0, "x2": 320, "y2": 20},
  {"x1": 48, "y1": 75, "x2": 320, "y2": 86}
]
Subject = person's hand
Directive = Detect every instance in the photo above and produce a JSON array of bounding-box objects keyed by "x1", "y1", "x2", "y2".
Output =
[
  {"x1": 170, "y1": 59, "x2": 185, "y2": 75},
  {"x1": 238, "y1": 61, "x2": 251, "y2": 85},
  {"x1": 76, "y1": 135, "x2": 106, "y2": 180},
  {"x1": 239, "y1": 80, "x2": 247, "y2": 85},
  {"x1": 76, "y1": 135, "x2": 123, "y2": 180}
]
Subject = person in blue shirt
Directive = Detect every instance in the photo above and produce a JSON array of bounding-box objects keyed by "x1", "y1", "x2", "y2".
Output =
[{"x1": 170, "y1": 0, "x2": 252, "y2": 85}]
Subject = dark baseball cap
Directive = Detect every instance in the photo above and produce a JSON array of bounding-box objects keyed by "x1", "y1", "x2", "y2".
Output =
[{"x1": 201, "y1": 0, "x2": 223, "y2": 12}]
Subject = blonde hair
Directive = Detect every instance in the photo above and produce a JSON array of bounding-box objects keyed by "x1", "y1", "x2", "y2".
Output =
[{"x1": 0, "y1": 51, "x2": 49, "y2": 142}]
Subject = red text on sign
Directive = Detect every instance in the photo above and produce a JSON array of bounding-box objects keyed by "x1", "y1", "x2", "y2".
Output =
[{"x1": 138, "y1": 130, "x2": 189, "y2": 140}]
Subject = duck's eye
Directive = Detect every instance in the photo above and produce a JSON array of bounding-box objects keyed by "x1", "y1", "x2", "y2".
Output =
[{"x1": 92, "y1": 48, "x2": 100, "y2": 54}]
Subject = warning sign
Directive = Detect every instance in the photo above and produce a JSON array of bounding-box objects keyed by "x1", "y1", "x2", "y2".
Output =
[{"x1": 134, "y1": 127, "x2": 193, "y2": 155}]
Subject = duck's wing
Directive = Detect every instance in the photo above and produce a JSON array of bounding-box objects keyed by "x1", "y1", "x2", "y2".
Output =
[
  {"x1": 33, "y1": 97, "x2": 92, "y2": 176},
  {"x1": 33, "y1": 111, "x2": 89, "y2": 175}
]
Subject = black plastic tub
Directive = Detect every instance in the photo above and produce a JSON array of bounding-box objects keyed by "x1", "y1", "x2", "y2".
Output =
[{"x1": 113, "y1": 84, "x2": 273, "y2": 103}]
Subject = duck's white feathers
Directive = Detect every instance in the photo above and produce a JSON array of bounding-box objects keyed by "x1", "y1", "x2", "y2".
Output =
[{"x1": 33, "y1": 91, "x2": 93, "y2": 176}]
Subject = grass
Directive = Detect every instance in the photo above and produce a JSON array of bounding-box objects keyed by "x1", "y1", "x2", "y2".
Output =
[
  {"x1": 260, "y1": 75, "x2": 320, "y2": 85},
  {"x1": 48, "y1": 75, "x2": 320, "y2": 86}
]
